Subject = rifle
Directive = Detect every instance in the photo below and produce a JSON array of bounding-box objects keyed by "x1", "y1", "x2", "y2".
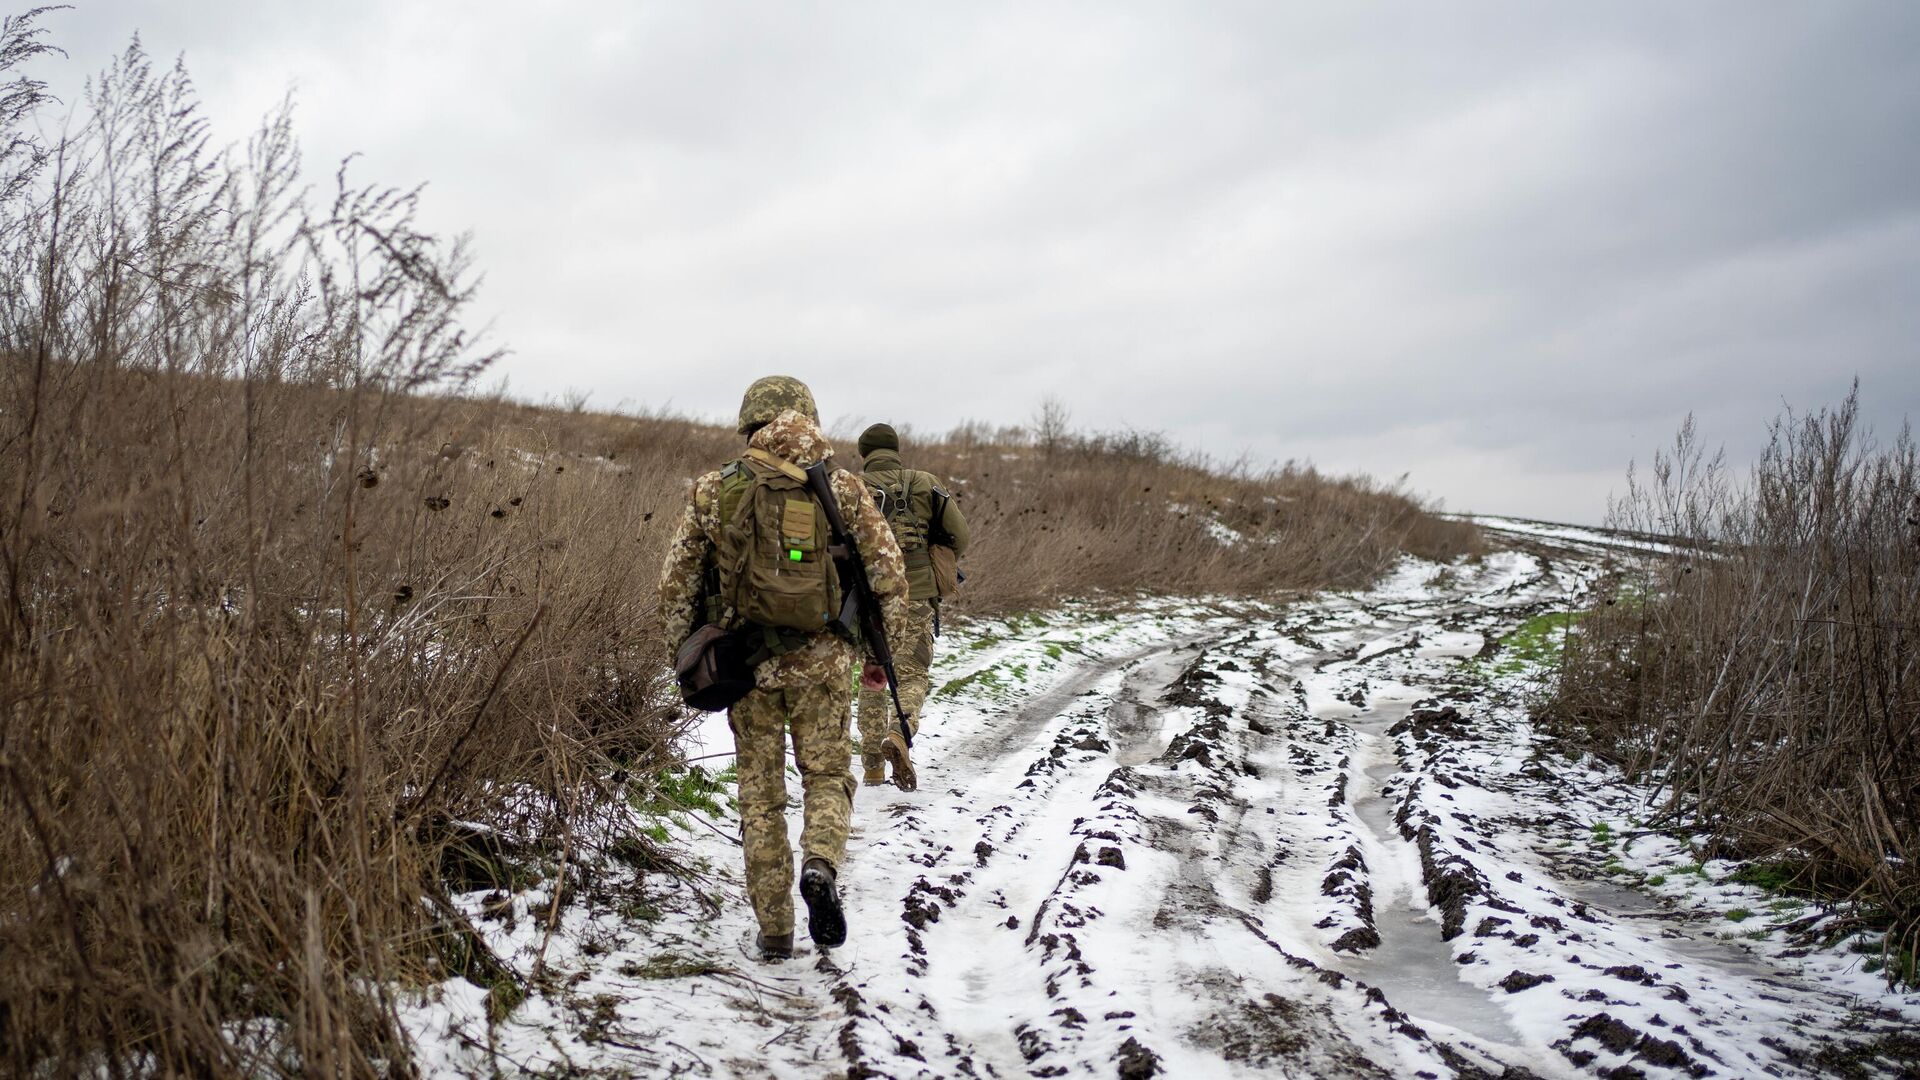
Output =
[
  {"x1": 804, "y1": 460, "x2": 913, "y2": 748},
  {"x1": 926, "y1": 486, "x2": 966, "y2": 638}
]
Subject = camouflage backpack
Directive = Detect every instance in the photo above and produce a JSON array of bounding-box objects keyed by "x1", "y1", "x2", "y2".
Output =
[{"x1": 713, "y1": 449, "x2": 844, "y2": 634}]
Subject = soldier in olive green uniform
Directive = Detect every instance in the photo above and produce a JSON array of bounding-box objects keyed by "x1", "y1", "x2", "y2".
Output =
[
  {"x1": 658, "y1": 378, "x2": 910, "y2": 960},
  {"x1": 853, "y1": 423, "x2": 971, "y2": 790}
]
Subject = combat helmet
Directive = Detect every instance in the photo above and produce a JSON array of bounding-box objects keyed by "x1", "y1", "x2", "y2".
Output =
[{"x1": 737, "y1": 375, "x2": 820, "y2": 434}]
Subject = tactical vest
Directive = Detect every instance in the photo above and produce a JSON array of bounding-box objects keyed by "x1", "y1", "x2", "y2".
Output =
[
  {"x1": 712, "y1": 453, "x2": 843, "y2": 638},
  {"x1": 865, "y1": 467, "x2": 945, "y2": 602}
]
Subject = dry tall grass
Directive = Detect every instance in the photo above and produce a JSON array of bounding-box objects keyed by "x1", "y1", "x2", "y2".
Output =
[
  {"x1": 1548, "y1": 390, "x2": 1918, "y2": 978},
  {"x1": 0, "y1": 18, "x2": 1478, "y2": 1075},
  {"x1": 896, "y1": 423, "x2": 1479, "y2": 611},
  {"x1": 0, "y1": 22, "x2": 694, "y2": 1076}
]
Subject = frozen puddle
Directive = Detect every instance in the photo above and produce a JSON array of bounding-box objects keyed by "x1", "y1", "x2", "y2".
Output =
[
  {"x1": 1417, "y1": 630, "x2": 1484, "y2": 660},
  {"x1": 1321, "y1": 687, "x2": 1532, "y2": 1050}
]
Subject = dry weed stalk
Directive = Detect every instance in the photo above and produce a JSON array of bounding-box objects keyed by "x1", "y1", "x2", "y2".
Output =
[
  {"x1": 0, "y1": 20, "x2": 683, "y2": 1076},
  {"x1": 1550, "y1": 388, "x2": 1918, "y2": 978}
]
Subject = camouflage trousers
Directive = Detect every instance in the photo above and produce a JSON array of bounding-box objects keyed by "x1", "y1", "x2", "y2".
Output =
[
  {"x1": 731, "y1": 680, "x2": 856, "y2": 936},
  {"x1": 856, "y1": 599, "x2": 937, "y2": 760}
]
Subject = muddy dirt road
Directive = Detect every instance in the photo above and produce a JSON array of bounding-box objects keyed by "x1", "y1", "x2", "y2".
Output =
[{"x1": 404, "y1": 536, "x2": 1920, "y2": 1078}]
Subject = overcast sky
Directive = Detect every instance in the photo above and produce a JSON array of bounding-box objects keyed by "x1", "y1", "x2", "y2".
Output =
[{"x1": 29, "y1": 2, "x2": 1920, "y2": 522}]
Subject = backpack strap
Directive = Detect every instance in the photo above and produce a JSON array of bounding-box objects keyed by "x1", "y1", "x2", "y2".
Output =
[
  {"x1": 862, "y1": 474, "x2": 891, "y2": 518},
  {"x1": 743, "y1": 446, "x2": 808, "y2": 483},
  {"x1": 903, "y1": 471, "x2": 924, "y2": 523}
]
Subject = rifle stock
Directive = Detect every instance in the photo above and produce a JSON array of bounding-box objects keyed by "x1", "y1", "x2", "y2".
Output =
[{"x1": 805, "y1": 461, "x2": 913, "y2": 747}]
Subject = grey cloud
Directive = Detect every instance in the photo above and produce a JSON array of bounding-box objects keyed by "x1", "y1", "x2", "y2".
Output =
[{"x1": 27, "y1": 1, "x2": 1920, "y2": 522}]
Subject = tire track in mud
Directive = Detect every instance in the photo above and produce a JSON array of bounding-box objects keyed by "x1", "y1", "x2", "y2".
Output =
[
  {"x1": 835, "y1": 558, "x2": 1587, "y2": 1079},
  {"x1": 933, "y1": 638, "x2": 1210, "y2": 776},
  {"x1": 835, "y1": 642, "x2": 1234, "y2": 1079},
  {"x1": 455, "y1": 546, "x2": 1917, "y2": 1078},
  {"x1": 1270, "y1": 549, "x2": 1919, "y2": 1080}
]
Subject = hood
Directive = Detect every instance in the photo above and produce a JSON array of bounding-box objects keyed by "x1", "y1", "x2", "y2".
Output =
[
  {"x1": 861, "y1": 448, "x2": 904, "y2": 473},
  {"x1": 747, "y1": 408, "x2": 834, "y2": 468}
]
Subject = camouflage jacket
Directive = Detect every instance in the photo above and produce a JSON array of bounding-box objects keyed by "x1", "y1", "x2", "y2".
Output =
[{"x1": 659, "y1": 409, "x2": 911, "y2": 689}]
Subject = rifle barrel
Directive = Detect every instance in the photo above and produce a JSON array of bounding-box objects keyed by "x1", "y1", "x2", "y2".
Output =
[{"x1": 806, "y1": 461, "x2": 913, "y2": 747}]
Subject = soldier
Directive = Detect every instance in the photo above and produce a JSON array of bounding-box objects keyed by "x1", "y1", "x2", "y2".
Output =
[
  {"x1": 853, "y1": 423, "x2": 971, "y2": 791},
  {"x1": 658, "y1": 377, "x2": 910, "y2": 960}
]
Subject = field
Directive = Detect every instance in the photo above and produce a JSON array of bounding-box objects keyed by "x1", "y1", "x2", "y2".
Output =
[
  {"x1": 0, "y1": 20, "x2": 1478, "y2": 1073},
  {"x1": 4, "y1": 13, "x2": 1916, "y2": 1078}
]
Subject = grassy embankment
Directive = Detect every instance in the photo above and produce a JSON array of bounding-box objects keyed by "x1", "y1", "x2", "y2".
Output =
[{"x1": 0, "y1": 21, "x2": 1479, "y2": 1077}]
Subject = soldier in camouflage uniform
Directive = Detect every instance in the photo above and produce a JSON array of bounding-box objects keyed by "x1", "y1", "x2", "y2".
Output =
[
  {"x1": 854, "y1": 423, "x2": 971, "y2": 791},
  {"x1": 658, "y1": 377, "x2": 910, "y2": 960}
]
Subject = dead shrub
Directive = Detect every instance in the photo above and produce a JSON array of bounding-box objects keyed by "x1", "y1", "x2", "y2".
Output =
[
  {"x1": 897, "y1": 424, "x2": 1482, "y2": 612},
  {"x1": 0, "y1": 22, "x2": 682, "y2": 1076},
  {"x1": 1549, "y1": 389, "x2": 1918, "y2": 978}
]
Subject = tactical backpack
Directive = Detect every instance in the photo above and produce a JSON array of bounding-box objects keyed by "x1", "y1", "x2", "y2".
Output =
[
  {"x1": 714, "y1": 448, "x2": 843, "y2": 636},
  {"x1": 865, "y1": 470, "x2": 938, "y2": 594},
  {"x1": 866, "y1": 471, "x2": 930, "y2": 557},
  {"x1": 867, "y1": 469, "x2": 963, "y2": 602}
]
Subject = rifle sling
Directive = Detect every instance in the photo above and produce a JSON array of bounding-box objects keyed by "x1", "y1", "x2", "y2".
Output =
[{"x1": 742, "y1": 447, "x2": 808, "y2": 483}]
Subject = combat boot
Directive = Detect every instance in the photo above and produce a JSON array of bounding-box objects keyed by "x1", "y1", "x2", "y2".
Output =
[
  {"x1": 862, "y1": 753, "x2": 887, "y2": 786},
  {"x1": 756, "y1": 931, "x2": 793, "y2": 961},
  {"x1": 883, "y1": 729, "x2": 917, "y2": 792},
  {"x1": 799, "y1": 858, "x2": 847, "y2": 948}
]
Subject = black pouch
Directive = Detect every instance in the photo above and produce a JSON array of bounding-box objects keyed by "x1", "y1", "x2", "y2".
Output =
[{"x1": 674, "y1": 624, "x2": 756, "y2": 712}]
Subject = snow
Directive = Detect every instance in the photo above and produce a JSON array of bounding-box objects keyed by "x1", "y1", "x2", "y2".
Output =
[
  {"x1": 1167, "y1": 501, "x2": 1248, "y2": 546},
  {"x1": 1460, "y1": 515, "x2": 1689, "y2": 556},
  {"x1": 391, "y1": 540, "x2": 1920, "y2": 1078},
  {"x1": 679, "y1": 708, "x2": 737, "y2": 766}
]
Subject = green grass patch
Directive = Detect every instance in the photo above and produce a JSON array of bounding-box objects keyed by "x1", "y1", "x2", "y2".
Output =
[
  {"x1": 969, "y1": 612, "x2": 1052, "y2": 650},
  {"x1": 632, "y1": 763, "x2": 731, "y2": 819},
  {"x1": 1729, "y1": 860, "x2": 1804, "y2": 893},
  {"x1": 1890, "y1": 946, "x2": 1918, "y2": 985},
  {"x1": 1726, "y1": 907, "x2": 1754, "y2": 923},
  {"x1": 1644, "y1": 874, "x2": 1667, "y2": 887},
  {"x1": 618, "y1": 899, "x2": 663, "y2": 923},
  {"x1": 1590, "y1": 821, "x2": 1615, "y2": 846},
  {"x1": 939, "y1": 666, "x2": 1004, "y2": 698},
  {"x1": 1040, "y1": 638, "x2": 1089, "y2": 660},
  {"x1": 623, "y1": 766, "x2": 711, "y2": 842},
  {"x1": 485, "y1": 977, "x2": 525, "y2": 1024},
  {"x1": 1491, "y1": 610, "x2": 1585, "y2": 675}
]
